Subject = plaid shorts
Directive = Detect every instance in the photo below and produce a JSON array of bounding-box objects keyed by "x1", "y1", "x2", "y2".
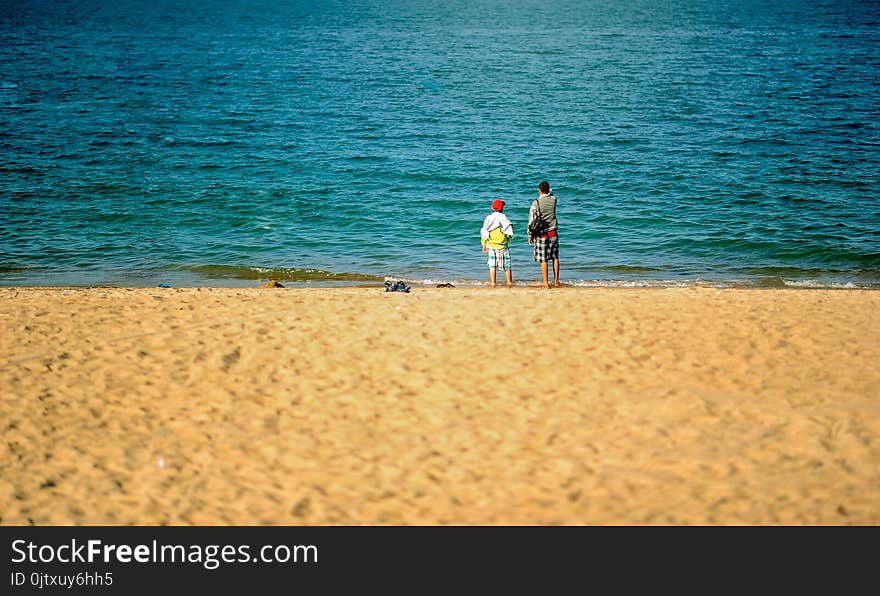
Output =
[
  {"x1": 533, "y1": 235, "x2": 559, "y2": 262},
  {"x1": 487, "y1": 247, "x2": 511, "y2": 271}
]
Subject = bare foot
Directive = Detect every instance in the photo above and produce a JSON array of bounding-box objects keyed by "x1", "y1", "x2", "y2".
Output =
[
  {"x1": 490, "y1": 283, "x2": 497, "y2": 288},
  {"x1": 506, "y1": 283, "x2": 513, "y2": 288},
  {"x1": 552, "y1": 281, "x2": 560, "y2": 288}
]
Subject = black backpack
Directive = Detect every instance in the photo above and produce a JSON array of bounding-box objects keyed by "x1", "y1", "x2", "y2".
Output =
[{"x1": 528, "y1": 199, "x2": 547, "y2": 237}]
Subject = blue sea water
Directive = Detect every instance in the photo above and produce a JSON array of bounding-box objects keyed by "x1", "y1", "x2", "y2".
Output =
[{"x1": 1, "y1": 0, "x2": 878, "y2": 288}]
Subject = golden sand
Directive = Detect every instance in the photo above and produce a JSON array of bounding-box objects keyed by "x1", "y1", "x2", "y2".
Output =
[{"x1": 1, "y1": 286, "x2": 878, "y2": 525}]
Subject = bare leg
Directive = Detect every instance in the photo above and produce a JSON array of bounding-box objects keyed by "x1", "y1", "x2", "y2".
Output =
[
  {"x1": 540, "y1": 262, "x2": 549, "y2": 288},
  {"x1": 505, "y1": 269, "x2": 513, "y2": 288},
  {"x1": 552, "y1": 260, "x2": 560, "y2": 287},
  {"x1": 489, "y1": 268, "x2": 497, "y2": 287}
]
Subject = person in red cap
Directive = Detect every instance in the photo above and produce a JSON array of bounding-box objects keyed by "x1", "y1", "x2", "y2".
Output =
[{"x1": 480, "y1": 199, "x2": 515, "y2": 287}]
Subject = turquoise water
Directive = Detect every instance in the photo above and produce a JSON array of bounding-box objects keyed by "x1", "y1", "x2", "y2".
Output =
[{"x1": 1, "y1": 0, "x2": 878, "y2": 288}]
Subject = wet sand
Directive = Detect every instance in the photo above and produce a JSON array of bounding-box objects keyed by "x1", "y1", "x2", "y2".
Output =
[{"x1": 1, "y1": 286, "x2": 878, "y2": 525}]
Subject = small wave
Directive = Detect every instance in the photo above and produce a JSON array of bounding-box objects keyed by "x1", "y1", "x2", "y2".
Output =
[
  {"x1": 749, "y1": 276, "x2": 789, "y2": 289},
  {"x1": 733, "y1": 265, "x2": 880, "y2": 280},
  {"x1": 733, "y1": 266, "x2": 826, "y2": 277},
  {"x1": 551, "y1": 278, "x2": 878, "y2": 290},
  {"x1": 161, "y1": 137, "x2": 244, "y2": 148},
  {"x1": 171, "y1": 264, "x2": 384, "y2": 282},
  {"x1": 394, "y1": 278, "x2": 484, "y2": 287},
  {"x1": 781, "y1": 279, "x2": 860, "y2": 289},
  {"x1": 563, "y1": 279, "x2": 717, "y2": 289},
  {"x1": 521, "y1": 48, "x2": 565, "y2": 55},
  {"x1": 594, "y1": 265, "x2": 665, "y2": 274},
  {"x1": 346, "y1": 155, "x2": 389, "y2": 162}
]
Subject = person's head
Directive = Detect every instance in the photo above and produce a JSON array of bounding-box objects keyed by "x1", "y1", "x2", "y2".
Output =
[
  {"x1": 538, "y1": 181, "x2": 550, "y2": 195},
  {"x1": 492, "y1": 199, "x2": 505, "y2": 212}
]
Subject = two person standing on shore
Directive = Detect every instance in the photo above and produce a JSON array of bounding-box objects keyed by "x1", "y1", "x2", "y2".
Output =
[{"x1": 479, "y1": 180, "x2": 560, "y2": 288}]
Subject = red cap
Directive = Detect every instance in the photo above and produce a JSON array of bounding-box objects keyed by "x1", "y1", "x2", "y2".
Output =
[{"x1": 492, "y1": 199, "x2": 505, "y2": 211}]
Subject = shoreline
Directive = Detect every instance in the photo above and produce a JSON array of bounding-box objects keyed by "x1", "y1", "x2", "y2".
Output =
[
  {"x1": 2, "y1": 286, "x2": 878, "y2": 524},
  {"x1": 2, "y1": 278, "x2": 879, "y2": 291},
  {"x1": 3, "y1": 266, "x2": 879, "y2": 292}
]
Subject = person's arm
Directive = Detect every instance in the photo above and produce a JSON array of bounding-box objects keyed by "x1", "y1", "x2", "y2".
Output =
[
  {"x1": 527, "y1": 201, "x2": 537, "y2": 244},
  {"x1": 480, "y1": 215, "x2": 491, "y2": 242}
]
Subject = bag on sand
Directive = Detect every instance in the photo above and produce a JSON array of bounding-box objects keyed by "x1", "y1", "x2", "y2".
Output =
[{"x1": 385, "y1": 280, "x2": 411, "y2": 293}]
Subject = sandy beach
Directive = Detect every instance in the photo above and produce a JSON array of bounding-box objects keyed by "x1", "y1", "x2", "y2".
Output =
[{"x1": 1, "y1": 286, "x2": 877, "y2": 525}]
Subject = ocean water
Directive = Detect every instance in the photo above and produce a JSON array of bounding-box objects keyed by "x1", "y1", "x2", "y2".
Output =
[{"x1": 1, "y1": 0, "x2": 878, "y2": 288}]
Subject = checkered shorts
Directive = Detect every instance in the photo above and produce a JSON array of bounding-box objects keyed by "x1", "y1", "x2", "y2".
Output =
[
  {"x1": 533, "y1": 235, "x2": 559, "y2": 262},
  {"x1": 487, "y1": 248, "x2": 511, "y2": 271}
]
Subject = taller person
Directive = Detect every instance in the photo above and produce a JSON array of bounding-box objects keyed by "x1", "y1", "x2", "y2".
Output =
[{"x1": 527, "y1": 180, "x2": 560, "y2": 288}]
